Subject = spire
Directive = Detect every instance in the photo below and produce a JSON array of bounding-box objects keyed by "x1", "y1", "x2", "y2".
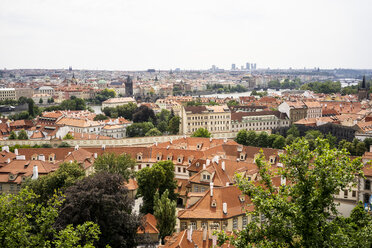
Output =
[{"x1": 361, "y1": 75, "x2": 366, "y2": 89}]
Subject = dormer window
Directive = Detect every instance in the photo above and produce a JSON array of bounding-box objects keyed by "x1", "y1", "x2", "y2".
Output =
[
  {"x1": 240, "y1": 152, "x2": 246, "y2": 161},
  {"x1": 157, "y1": 154, "x2": 162, "y2": 161},
  {"x1": 177, "y1": 156, "x2": 183, "y2": 163},
  {"x1": 202, "y1": 174, "x2": 211, "y2": 181},
  {"x1": 167, "y1": 155, "x2": 172, "y2": 161},
  {"x1": 8, "y1": 173, "x2": 16, "y2": 181},
  {"x1": 269, "y1": 156, "x2": 275, "y2": 164},
  {"x1": 211, "y1": 199, "x2": 217, "y2": 208},
  {"x1": 196, "y1": 162, "x2": 200, "y2": 167},
  {"x1": 137, "y1": 153, "x2": 142, "y2": 161},
  {"x1": 31, "y1": 154, "x2": 37, "y2": 160},
  {"x1": 239, "y1": 195, "x2": 245, "y2": 202}
]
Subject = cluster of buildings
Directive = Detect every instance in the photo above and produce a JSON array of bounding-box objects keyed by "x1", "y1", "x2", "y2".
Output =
[{"x1": 0, "y1": 136, "x2": 371, "y2": 245}]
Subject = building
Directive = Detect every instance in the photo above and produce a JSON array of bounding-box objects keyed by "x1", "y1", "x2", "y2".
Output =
[
  {"x1": 102, "y1": 97, "x2": 137, "y2": 109},
  {"x1": 304, "y1": 101, "x2": 322, "y2": 119},
  {"x1": 278, "y1": 101, "x2": 307, "y2": 123},
  {"x1": 180, "y1": 105, "x2": 231, "y2": 135},
  {"x1": 15, "y1": 88, "x2": 34, "y2": 99},
  {"x1": 231, "y1": 111, "x2": 290, "y2": 133},
  {"x1": 37, "y1": 86, "x2": 55, "y2": 96},
  {"x1": 125, "y1": 76, "x2": 134, "y2": 96},
  {"x1": 358, "y1": 76, "x2": 369, "y2": 101},
  {"x1": 0, "y1": 88, "x2": 16, "y2": 101}
]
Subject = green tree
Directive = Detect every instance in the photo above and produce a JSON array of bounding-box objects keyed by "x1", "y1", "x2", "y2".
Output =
[
  {"x1": 272, "y1": 135, "x2": 286, "y2": 149},
  {"x1": 154, "y1": 189, "x2": 176, "y2": 244},
  {"x1": 355, "y1": 142, "x2": 367, "y2": 156},
  {"x1": 55, "y1": 172, "x2": 141, "y2": 248},
  {"x1": 157, "y1": 121, "x2": 168, "y2": 133},
  {"x1": 246, "y1": 131, "x2": 258, "y2": 146},
  {"x1": 63, "y1": 133, "x2": 74, "y2": 140},
  {"x1": 133, "y1": 105, "x2": 156, "y2": 124},
  {"x1": 145, "y1": 128, "x2": 162, "y2": 137},
  {"x1": 58, "y1": 142, "x2": 71, "y2": 148},
  {"x1": 136, "y1": 161, "x2": 177, "y2": 214},
  {"x1": 126, "y1": 122, "x2": 154, "y2": 137},
  {"x1": 236, "y1": 130, "x2": 248, "y2": 146},
  {"x1": 256, "y1": 132, "x2": 269, "y2": 147},
  {"x1": 39, "y1": 98, "x2": 43, "y2": 104},
  {"x1": 219, "y1": 138, "x2": 365, "y2": 248},
  {"x1": 156, "y1": 109, "x2": 171, "y2": 123},
  {"x1": 116, "y1": 102, "x2": 137, "y2": 120},
  {"x1": 168, "y1": 116, "x2": 180, "y2": 135},
  {"x1": 23, "y1": 162, "x2": 85, "y2": 205},
  {"x1": 17, "y1": 129, "x2": 28, "y2": 140},
  {"x1": 93, "y1": 153, "x2": 135, "y2": 181},
  {"x1": 286, "y1": 125, "x2": 300, "y2": 137},
  {"x1": 227, "y1": 99, "x2": 239, "y2": 107},
  {"x1": 9, "y1": 131, "x2": 17, "y2": 140},
  {"x1": 326, "y1": 132, "x2": 337, "y2": 148},
  {"x1": 93, "y1": 114, "x2": 109, "y2": 121},
  {"x1": 0, "y1": 188, "x2": 100, "y2": 248},
  {"x1": 27, "y1": 98, "x2": 35, "y2": 117},
  {"x1": 191, "y1": 128, "x2": 211, "y2": 138}
]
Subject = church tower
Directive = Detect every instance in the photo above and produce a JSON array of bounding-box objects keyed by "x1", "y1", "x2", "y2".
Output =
[{"x1": 358, "y1": 76, "x2": 369, "y2": 101}]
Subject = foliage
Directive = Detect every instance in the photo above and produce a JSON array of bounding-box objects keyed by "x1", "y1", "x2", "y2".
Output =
[
  {"x1": 154, "y1": 190, "x2": 176, "y2": 244},
  {"x1": 168, "y1": 116, "x2": 180, "y2": 135},
  {"x1": 55, "y1": 172, "x2": 141, "y2": 248},
  {"x1": 92, "y1": 89, "x2": 116, "y2": 103},
  {"x1": 186, "y1": 100, "x2": 202, "y2": 106},
  {"x1": 0, "y1": 188, "x2": 101, "y2": 248},
  {"x1": 9, "y1": 130, "x2": 17, "y2": 140},
  {"x1": 219, "y1": 138, "x2": 365, "y2": 248},
  {"x1": 17, "y1": 129, "x2": 28, "y2": 140},
  {"x1": 93, "y1": 153, "x2": 135, "y2": 181},
  {"x1": 58, "y1": 142, "x2": 71, "y2": 148},
  {"x1": 301, "y1": 81, "x2": 342, "y2": 94},
  {"x1": 8, "y1": 111, "x2": 30, "y2": 120},
  {"x1": 157, "y1": 121, "x2": 168, "y2": 133},
  {"x1": 39, "y1": 98, "x2": 43, "y2": 104},
  {"x1": 103, "y1": 102, "x2": 137, "y2": 120},
  {"x1": 191, "y1": 128, "x2": 211, "y2": 138},
  {"x1": 93, "y1": 114, "x2": 109, "y2": 121},
  {"x1": 63, "y1": 133, "x2": 74, "y2": 140},
  {"x1": 44, "y1": 97, "x2": 86, "y2": 112},
  {"x1": 23, "y1": 162, "x2": 85, "y2": 205},
  {"x1": 126, "y1": 122, "x2": 154, "y2": 137},
  {"x1": 136, "y1": 161, "x2": 177, "y2": 214},
  {"x1": 133, "y1": 105, "x2": 156, "y2": 124},
  {"x1": 251, "y1": 90, "x2": 268, "y2": 97},
  {"x1": 227, "y1": 99, "x2": 239, "y2": 107},
  {"x1": 268, "y1": 78, "x2": 301, "y2": 89},
  {"x1": 27, "y1": 98, "x2": 36, "y2": 117},
  {"x1": 145, "y1": 128, "x2": 162, "y2": 137},
  {"x1": 286, "y1": 125, "x2": 300, "y2": 137}
]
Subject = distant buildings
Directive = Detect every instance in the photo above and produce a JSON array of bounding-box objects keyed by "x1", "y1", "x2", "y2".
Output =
[
  {"x1": 0, "y1": 88, "x2": 16, "y2": 101},
  {"x1": 101, "y1": 97, "x2": 137, "y2": 109}
]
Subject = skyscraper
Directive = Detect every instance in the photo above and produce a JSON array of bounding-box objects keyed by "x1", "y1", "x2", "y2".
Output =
[
  {"x1": 231, "y1": 64, "x2": 236, "y2": 70},
  {"x1": 246, "y1": 63, "x2": 250, "y2": 70}
]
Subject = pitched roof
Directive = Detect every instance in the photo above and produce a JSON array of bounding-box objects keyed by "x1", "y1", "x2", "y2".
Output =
[{"x1": 137, "y1": 213, "x2": 159, "y2": 234}]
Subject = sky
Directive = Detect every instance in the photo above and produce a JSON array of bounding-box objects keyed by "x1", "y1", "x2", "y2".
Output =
[{"x1": 0, "y1": 0, "x2": 371, "y2": 70}]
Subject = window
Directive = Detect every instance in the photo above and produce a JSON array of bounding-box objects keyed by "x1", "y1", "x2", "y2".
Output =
[
  {"x1": 242, "y1": 216, "x2": 248, "y2": 228},
  {"x1": 178, "y1": 167, "x2": 181, "y2": 173},
  {"x1": 191, "y1": 221, "x2": 197, "y2": 230},
  {"x1": 352, "y1": 191, "x2": 356, "y2": 197},
  {"x1": 195, "y1": 186, "x2": 199, "y2": 192},
  {"x1": 0, "y1": 184, "x2": 2, "y2": 191},
  {"x1": 201, "y1": 222, "x2": 208, "y2": 229},
  {"x1": 233, "y1": 218, "x2": 238, "y2": 230},
  {"x1": 365, "y1": 180, "x2": 371, "y2": 190},
  {"x1": 183, "y1": 168, "x2": 186, "y2": 173},
  {"x1": 138, "y1": 164, "x2": 142, "y2": 170},
  {"x1": 344, "y1": 190, "x2": 348, "y2": 198},
  {"x1": 181, "y1": 222, "x2": 187, "y2": 231}
]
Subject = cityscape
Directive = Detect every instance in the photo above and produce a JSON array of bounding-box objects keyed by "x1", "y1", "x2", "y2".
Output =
[{"x1": 0, "y1": 1, "x2": 371, "y2": 248}]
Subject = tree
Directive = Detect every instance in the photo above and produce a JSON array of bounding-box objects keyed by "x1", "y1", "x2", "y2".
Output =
[
  {"x1": 8, "y1": 131, "x2": 17, "y2": 140},
  {"x1": 133, "y1": 105, "x2": 156, "y2": 124},
  {"x1": 137, "y1": 161, "x2": 177, "y2": 214},
  {"x1": 55, "y1": 172, "x2": 141, "y2": 248},
  {"x1": 355, "y1": 142, "x2": 367, "y2": 156},
  {"x1": 145, "y1": 128, "x2": 162, "y2": 137},
  {"x1": 27, "y1": 98, "x2": 35, "y2": 117},
  {"x1": 0, "y1": 188, "x2": 100, "y2": 248},
  {"x1": 256, "y1": 132, "x2": 269, "y2": 147},
  {"x1": 246, "y1": 131, "x2": 258, "y2": 146},
  {"x1": 286, "y1": 125, "x2": 300, "y2": 137},
  {"x1": 126, "y1": 122, "x2": 154, "y2": 137},
  {"x1": 219, "y1": 138, "x2": 365, "y2": 247},
  {"x1": 116, "y1": 102, "x2": 137, "y2": 120},
  {"x1": 157, "y1": 121, "x2": 168, "y2": 133},
  {"x1": 326, "y1": 132, "x2": 337, "y2": 148},
  {"x1": 93, "y1": 114, "x2": 109, "y2": 121},
  {"x1": 39, "y1": 98, "x2": 43, "y2": 104},
  {"x1": 227, "y1": 99, "x2": 239, "y2": 107},
  {"x1": 93, "y1": 153, "x2": 135, "y2": 181},
  {"x1": 17, "y1": 129, "x2": 28, "y2": 140},
  {"x1": 168, "y1": 116, "x2": 180, "y2": 135},
  {"x1": 63, "y1": 133, "x2": 74, "y2": 140},
  {"x1": 191, "y1": 128, "x2": 211, "y2": 138},
  {"x1": 58, "y1": 142, "x2": 71, "y2": 148},
  {"x1": 272, "y1": 135, "x2": 286, "y2": 149},
  {"x1": 236, "y1": 130, "x2": 248, "y2": 146},
  {"x1": 23, "y1": 161, "x2": 85, "y2": 204},
  {"x1": 154, "y1": 190, "x2": 176, "y2": 244},
  {"x1": 156, "y1": 109, "x2": 171, "y2": 123}
]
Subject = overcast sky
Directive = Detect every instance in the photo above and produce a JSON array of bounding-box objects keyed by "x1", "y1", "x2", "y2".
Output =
[{"x1": 0, "y1": 0, "x2": 371, "y2": 70}]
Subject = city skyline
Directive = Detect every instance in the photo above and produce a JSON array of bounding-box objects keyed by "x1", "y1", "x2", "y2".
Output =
[{"x1": 1, "y1": 0, "x2": 372, "y2": 70}]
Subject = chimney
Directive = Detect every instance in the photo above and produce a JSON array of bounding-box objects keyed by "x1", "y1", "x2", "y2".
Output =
[
  {"x1": 102, "y1": 144, "x2": 106, "y2": 150},
  {"x1": 2, "y1": 146, "x2": 9, "y2": 152},
  {"x1": 16, "y1": 155, "x2": 25, "y2": 160},
  {"x1": 187, "y1": 226, "x2": 193, "y2": 242},
  {"x1": 203, "y1": 164, "x2": 206, "y2": 170},
  {"x1": 226, "y1": 182, "x2": 230, "y2": 186},
  {"x1": 210, "y1": 182, "x2": 214, "y2": 197},
  {"x1": 74, "y1": 145, "x2": 79, "y2": 150},
  {"x1": 7, "y1": 158, "x2": 10, "y2": 164},
  {"x1": 31, "y1": 165, "x2": 38, "y2": 180},
  {"x1": 170, "y1": 138, "x2": 172, "y2": 144},
  {"x1": 94, "y1": 153, "x2": 97, "y2": 159},
  {"x1": 221, "y1": 161, "x2": 225, "y2": 171},
  {"x1": 209, "y1": 137, "x2": 212, "y2": 142},
  {"x1": 224, "y1": 138, "x2": 227, "y2": 143},
  {"x1": 223, "y1": 202, "x2": 227, "y2": 214},
  {"x1": 206, "y1": 159, "x2": 210, "y2": 166},
  {"x1": 14, "y1": 149, "x2": 18, "y2": 156},
  {"x1": 202, "y1": 227, "x2": 207, "y2": 241}
]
